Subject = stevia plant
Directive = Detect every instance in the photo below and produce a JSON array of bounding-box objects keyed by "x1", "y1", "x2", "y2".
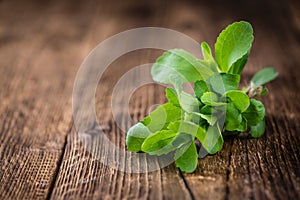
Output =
[{"x1": 126, "y1": 21, "x2": 278, "y2": 173}]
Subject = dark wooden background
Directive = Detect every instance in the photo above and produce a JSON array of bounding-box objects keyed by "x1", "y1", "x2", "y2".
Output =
[{"x1": 0, "y1": 0, "x2": 299, "y2": 199}]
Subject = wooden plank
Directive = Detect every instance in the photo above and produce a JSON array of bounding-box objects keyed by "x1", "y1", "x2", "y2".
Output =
[{"x1": 0, "y1": 0, "x2": 95, "y2": 199}]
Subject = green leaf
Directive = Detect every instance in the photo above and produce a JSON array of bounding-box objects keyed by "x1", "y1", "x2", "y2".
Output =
[
  {"x1": 171, "y1": 133, "x2": 193, "y2": 148},
  {"x1": 179, "y1": 92, "x2": 200, "y2": 113},
  {"x1": 196, "y1": 124, "x2": 224, "y2": 154},
  {"x1": 194, "y1": 80, "x2": 209, "y2": 100},
  {"x1": 200, "y1": 92, "x2": 226, "y2": 106},
  {"x1": 201, "y1": 42, "x2": 214, "y2": 61},
  {"x1": 215, "y1": 21, "x2": 254, "y2": 73},
  {"x1": 237, "y1": 117, "x2": 247, "y2": 132},
  {"x1": 174, "y1": 141, "x2": 193, "y2": 160},
  {"x1": 168, "y1": 74, "x2": 185, "y2": 94},
  {"x1": 142, "y1": 103, "x2": 182, "y2": 132},
  {"x1": 200, "y1": 42, "x2": 219, "y2": 72},
  {"x1": 165, "y1": 88, "x2": 180, "y2": 107},
  {"x1": 250, "y1": 119, "x2": 265, "y2": 138},
  {"x1": 183, "y1": 112, "x2": 196, "y2": 122},
  {"x1": 219, "y1": 73, "x2": 240, "y2": 91},
  {"x1": 225, "y1": 103, "x2": 243, "y2": 131},
  {"x1": 242, "y1": 99, "x2": 265, "y2": 126},
  {"x1": 225, "y1": 90, "x2": 250, "y2": 112},
  {"x1": 199, "y1": 105, "x2": 219, "y2": 125},
  {"x1": 175, "y1": 142, "x2": 198, "y2": 173},
  {"x1": 206, "y1": 73, "x2": 240, "y2": 94},
  {"x1": 251, "y1": 67, "x2": 279, "y2": 89},
  {"x1": 141, "y1": 131, "x2": 192, "y2": 156},
  {"x1": 126, "y1": 123, "x2": 152, "y2": 152},
  {"x1": 228, "y1": 52, "x2": 249, "y2": 74},
  {"x1": 183, "y1": 112, "x2": 206, "y2": 126},
  {"x1": 199, "y1": 114, "x2": 218, "y2": 126},
  {"x1": 141, "y1": 130, "x2": 177, "y2": 155},
  {"x1": 167, "y1": 120, "x2": 205, "y2": 137},
  {"x1": 151, "y1": 49, "x2": 214, "y2": 85}
]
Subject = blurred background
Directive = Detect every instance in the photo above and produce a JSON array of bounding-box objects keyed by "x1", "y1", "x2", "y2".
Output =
[{"x1": 1, "y1": 0, "x2": 298, "y2": 124}]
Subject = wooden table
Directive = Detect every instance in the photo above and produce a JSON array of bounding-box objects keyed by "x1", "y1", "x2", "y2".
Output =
[{"x1": 0, "y1": 0, "x2": 299, "y2": 199}]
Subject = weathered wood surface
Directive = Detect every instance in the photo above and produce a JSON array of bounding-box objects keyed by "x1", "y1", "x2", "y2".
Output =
[{"x1": 0, "y1": 0, "x2": 299, "y2": 199}]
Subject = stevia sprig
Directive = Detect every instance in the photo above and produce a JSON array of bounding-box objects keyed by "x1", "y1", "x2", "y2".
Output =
[{"x1": 126, "y1": 21, "x2": 278, "y2": 173}]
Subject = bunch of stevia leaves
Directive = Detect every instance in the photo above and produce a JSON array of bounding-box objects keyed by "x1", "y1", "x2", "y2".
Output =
[{"x1": 126, "y1": 21, "x2": 278, "y2": 173}]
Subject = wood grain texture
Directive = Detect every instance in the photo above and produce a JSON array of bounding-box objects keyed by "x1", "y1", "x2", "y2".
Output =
[
  {"x1": 0, "y1": 0, "x2": 299, "y2": 199},
  {"x1": 0, "y1": 0, "x2": 90, "y2": 198}
]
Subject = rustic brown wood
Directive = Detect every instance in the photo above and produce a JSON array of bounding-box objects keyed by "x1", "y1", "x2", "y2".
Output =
[
  {"x1": 0, "y1": 0, "x2": 299, "y2": 199},
  {"x1": 0, "y1": 0, "x2": 92, "y2": 198}
]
